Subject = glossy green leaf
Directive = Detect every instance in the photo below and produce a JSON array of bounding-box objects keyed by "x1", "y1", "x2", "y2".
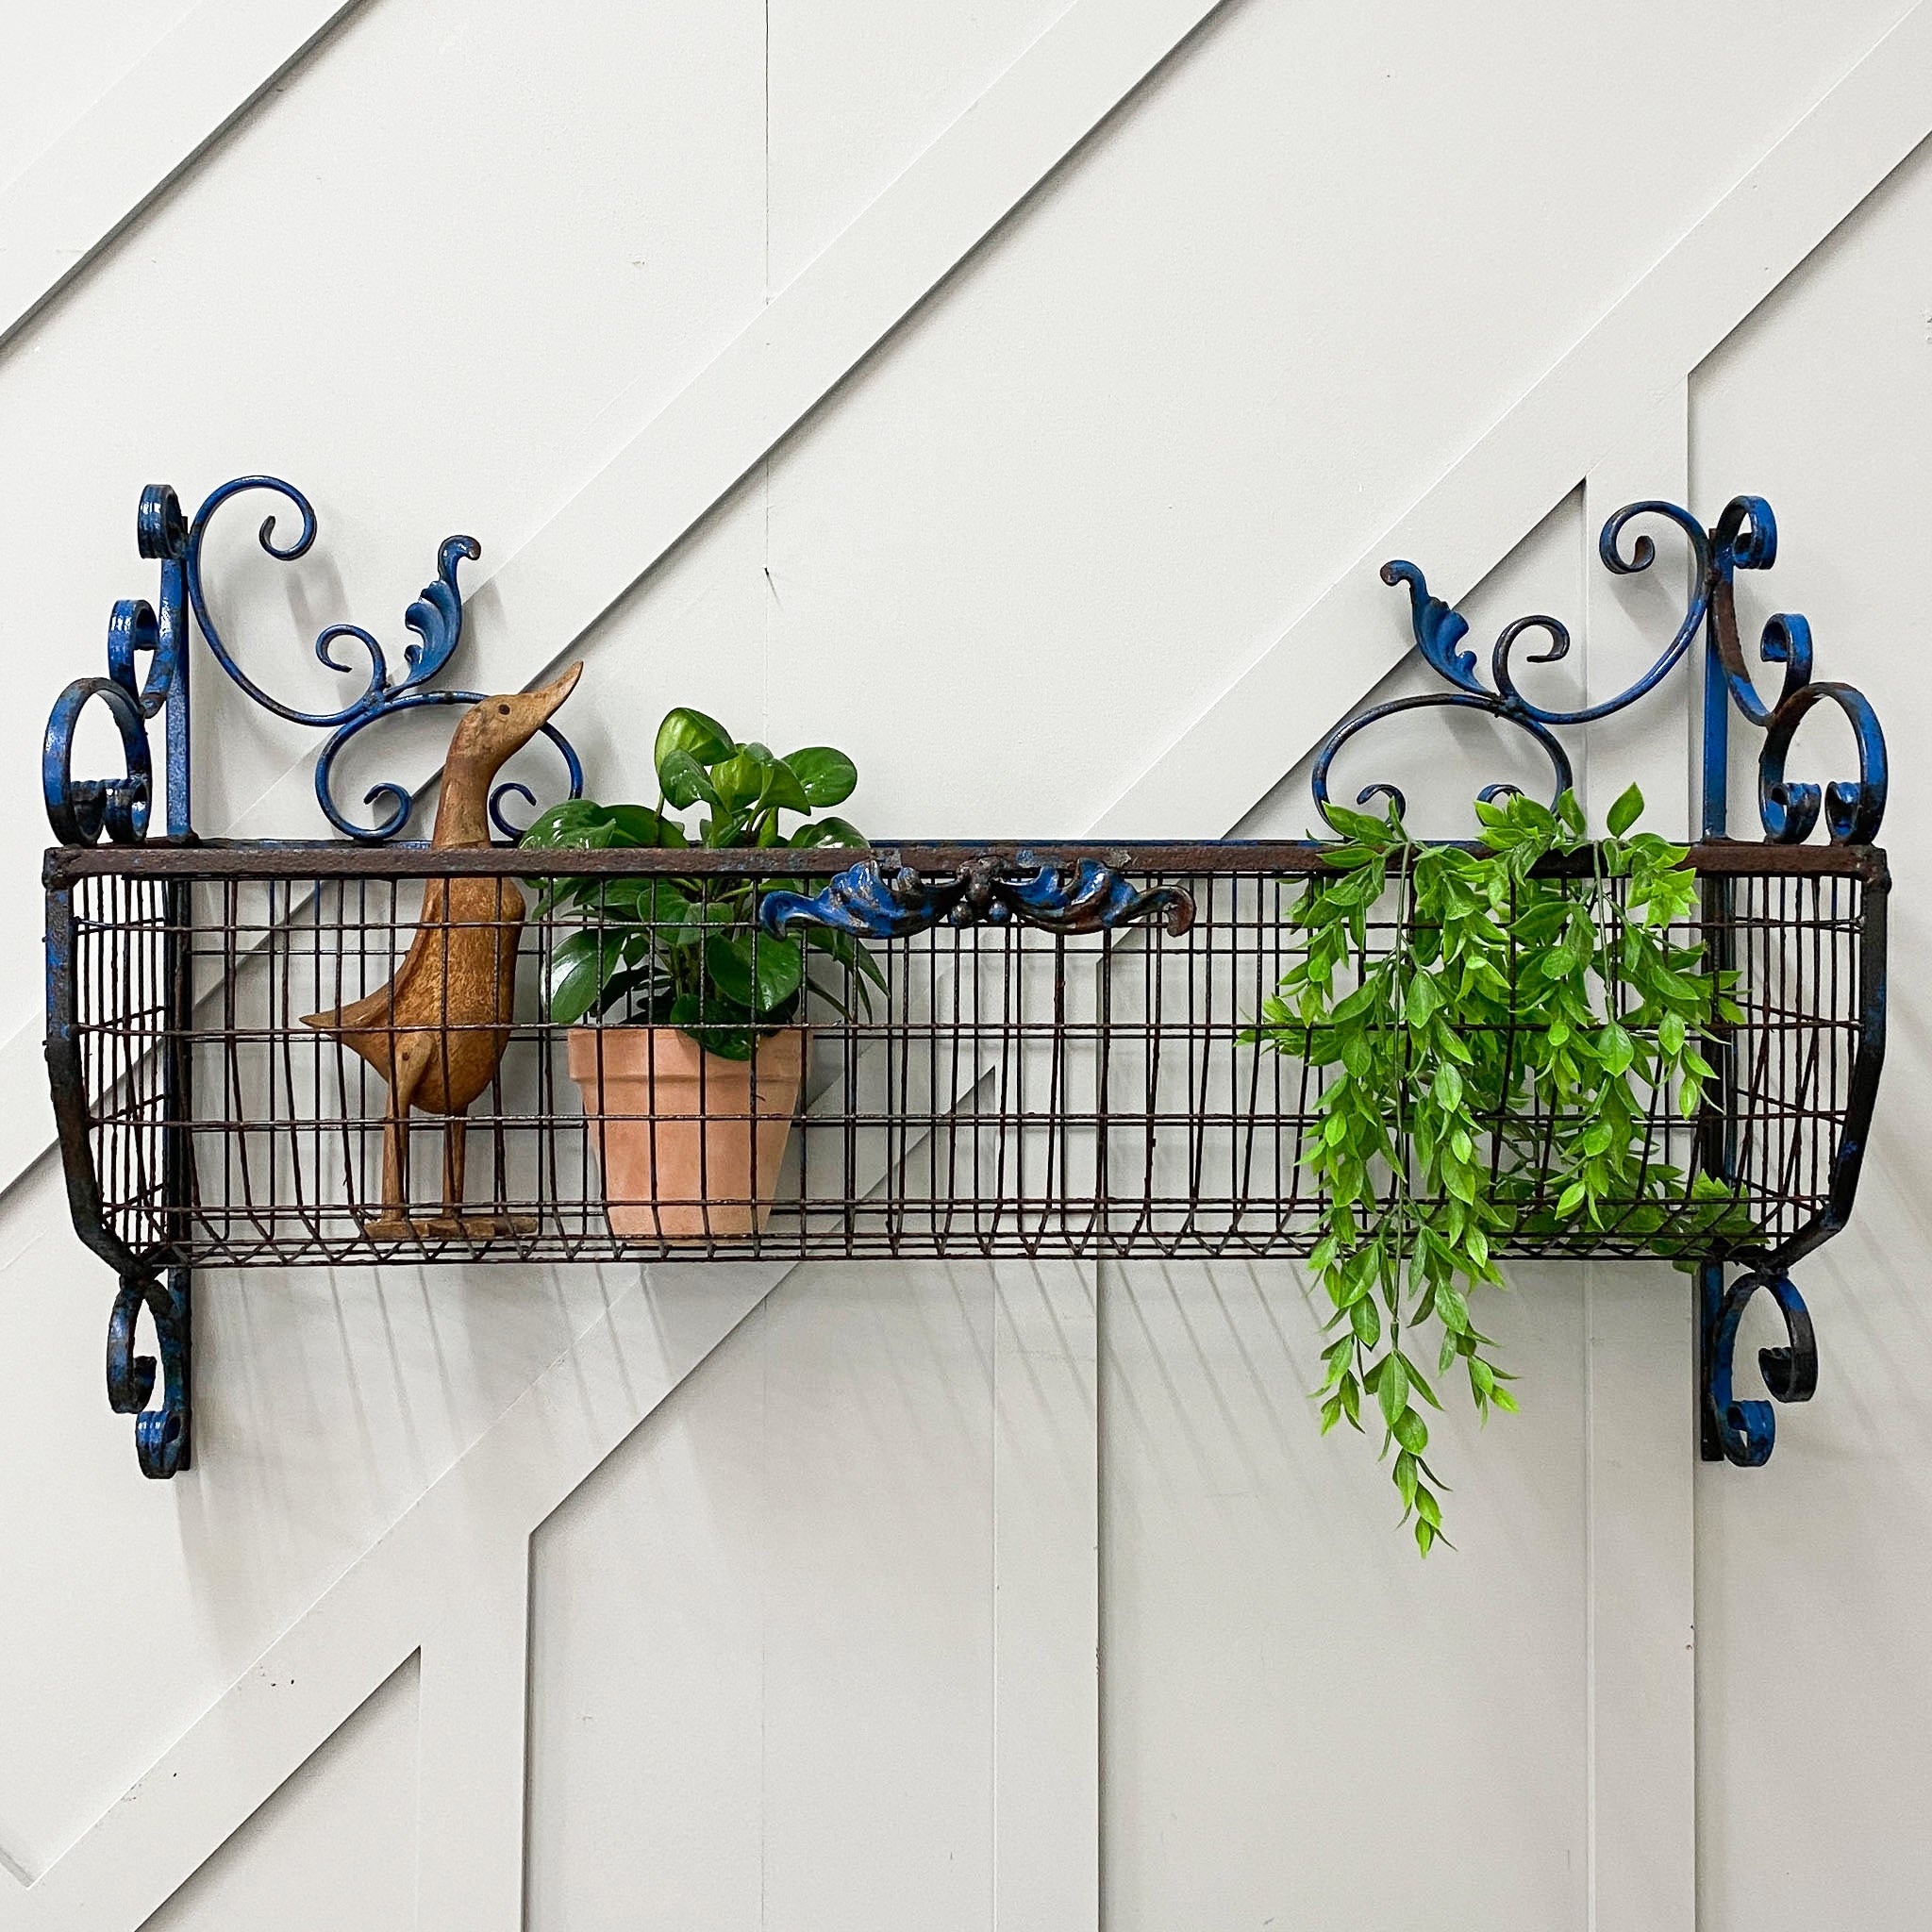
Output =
[
  {"x1": 546, "y1": 929, "x2": 637, "y2": 1026},
  {"x1": 709, "y1": 746, "x2": 771, "y2": 814},
  {"x1": 789, "y1": 814, "x2": 869, "y2": 850},
  {"x1": 706, "y1": 931, "x2": 805, "y2": 1013},
  {"x1": 759, "y1": 757, "x2": 814, "y2": 815},
  {"x1": 600, "y1": 804, "x2": 688, "y2": 848},
  {"x1": 667, "y1": 991, "x2": 759, "y2": 1060},
  {"x1": 654, "y1": 707, "x2": 733, "y2": 787},
  {"x1": 659, "y1": 748, "x2": 722, "y2": 812},
  {"x1": 1377, "y1": 1354, "x2": 1409, "y2": 1429},
  {"x1": 783, "y1": 746, "x2": 858, "y2": 808}
]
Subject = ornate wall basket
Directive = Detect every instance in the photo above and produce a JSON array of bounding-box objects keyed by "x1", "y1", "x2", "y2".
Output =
[{"x1": 42, "y1": 482, "x2": 1888, "y2": 1479}]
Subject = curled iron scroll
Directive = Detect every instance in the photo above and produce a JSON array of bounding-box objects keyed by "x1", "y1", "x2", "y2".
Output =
[
  {"x1": 44, "y1": 476, "x2": 583, "y2": 843},
  {"x1": 107, "y1": 1268, "x2": 191, "y2": 1480},
  {"x1": 1313, "y1": 494, "x2": 1887, "y2": 845},
  {"x1": 1705, "y1": 1265, "x2": 1817, "y2": 1468}
]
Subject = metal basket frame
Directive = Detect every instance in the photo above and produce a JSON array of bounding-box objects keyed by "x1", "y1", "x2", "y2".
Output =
[{"x1": 40, "y1": 477, "x2": 1892, "y2": 1478}]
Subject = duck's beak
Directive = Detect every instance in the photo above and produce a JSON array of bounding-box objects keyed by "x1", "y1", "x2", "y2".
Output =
[{"x1": 530, "y1": 661, "x2": 584, "y2": 723}]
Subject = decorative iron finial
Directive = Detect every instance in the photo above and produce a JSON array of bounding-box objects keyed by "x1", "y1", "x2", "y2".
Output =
[
  {"x1": 44, "y1": 476, "x2": 584, "y2": 844},
  {"x1": 1313, "y1": 496, "x2": 1887, "y2": 844}
]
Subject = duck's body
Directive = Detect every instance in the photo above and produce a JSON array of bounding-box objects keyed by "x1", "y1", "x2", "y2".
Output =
[
  {"x1": 302, "y1": 664, "x2": 581, "y2": 1235},
  {"x1": 309, "y1": 873, "x2": 525, "y2": 1110}
]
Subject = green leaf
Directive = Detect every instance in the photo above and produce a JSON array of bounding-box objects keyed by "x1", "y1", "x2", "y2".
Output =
[
  {"x1": 1349, "y1": 1296, "x2": 1382, "y2": 1347},
  {"x1": 783, "y1": 746, "x2": 858, "y2": 808},
  {"x1": 1599, "y1": 1023, "x2": 1635, "y2": 1076},
  {"x1": 654, "y1": 707, "x2": 733, "y2": 789},
  {"x1": 1377, "y1": 1353, "x2": 1409, "y2": 1429},
  {"x1": 601, "y1": 804, "x2": 688, "y2": 848},
  {"x1": 758, "y1": 758, "x2": 814, "y2": 815},
  {"x1": 598, "y1": 877, "x2": 697, "y2": 931},
  {"x1": 546, "y1": 928, "x2": 635, "y2": 1026},
  {"x1": 710, "y1": 746, "x2": 772, "y2": 814},
  {"x1": 1391, "y1": 1407, "x2": 1428, "y2": 1456},
  {"x1": 1322, "y1": 804, "x2": 1393, "y2": 843},
  {"x1": 790, "y1": 814, "x2": 870, "y2": 849},
  {"x1": 1606, "y1": 782, "x2": 1645, "y2": 837},
  {"x1": 659, "y1": 748, "x2": 723, "y2": 812},
  {"x1": 519, "y1": 798, "x2": 618, "y2": 850},
  {"x1": 705, "y1": 931, "x2": 806, "y2": 1013},
  {"x1": 667, "y1": 990, "x2": 760, "y2": 1060}
]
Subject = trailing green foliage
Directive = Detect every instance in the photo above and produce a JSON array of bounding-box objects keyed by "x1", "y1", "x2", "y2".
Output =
[
  {"x1": 519, "y1": 706, "x2": 878, "y2": 1058},
  {"x1": 1245, "y1": 786, "x2": 1753, "y2": 1554}
]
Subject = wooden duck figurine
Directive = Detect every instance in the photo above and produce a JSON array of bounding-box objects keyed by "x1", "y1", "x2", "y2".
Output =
[{"x1": 303, "y1": 663, "x2": 583, "y2": 1237}]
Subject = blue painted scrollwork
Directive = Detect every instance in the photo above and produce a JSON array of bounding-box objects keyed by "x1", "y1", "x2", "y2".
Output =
[
  {"x1": 107, "y1": 1267, "x2": 191, "y2": 1480},
  {"x1": 1313, "y1": 494, "x2": 1888, "y2": 847},
  {"x1": 1318, "y1": 498, "x2": 1888, "y2": 1474},
  {"x1": 1700, "y1": 1260, "x2": 1817, "y2": 1468},
  {"x1": 759, "y1": 853, "x2": 1196, "y2": 941},
  {"x1": 44, "y1": 475, "x2": 582, "y2": 844}
]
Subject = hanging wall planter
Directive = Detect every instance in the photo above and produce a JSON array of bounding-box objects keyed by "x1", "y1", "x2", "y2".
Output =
[{"x1": 42, "y1": 479, "x2": 1887, "y2": 1527}]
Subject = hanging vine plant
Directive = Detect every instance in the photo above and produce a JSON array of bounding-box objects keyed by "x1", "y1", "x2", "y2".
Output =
[{"x1": 1247, "y1": 786, "x2": 1756, "y2": 1553}]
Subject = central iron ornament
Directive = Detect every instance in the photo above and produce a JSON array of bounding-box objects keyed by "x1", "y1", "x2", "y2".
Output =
[{"x1": 759, "y1": 850, "x2": 1195, "y2": 940}]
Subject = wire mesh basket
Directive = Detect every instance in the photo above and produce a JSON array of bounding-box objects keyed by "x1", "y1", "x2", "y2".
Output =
[{"x1": 43, "y1": 839, "x2": 1886, "y2": 1271}]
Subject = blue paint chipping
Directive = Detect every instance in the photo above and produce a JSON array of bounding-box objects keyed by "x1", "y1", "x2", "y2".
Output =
[
  {"x1": 40, "y1": 487, "x2": 1891, "y2": 1479},
  {"x1": 1316, "y1": 495, "x2": 1890, "y2": 1469},
  {"x1": 42, "y1": 477, "x2": 588, "y2": 1475},
  {"x1": 1314, "y1": 495, "x2": 1888, "y2": 850}
]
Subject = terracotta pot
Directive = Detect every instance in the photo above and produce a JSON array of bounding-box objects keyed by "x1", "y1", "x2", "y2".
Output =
[{"x1": 566, "y1": 1025, "x2": 806, "y2": 1241}]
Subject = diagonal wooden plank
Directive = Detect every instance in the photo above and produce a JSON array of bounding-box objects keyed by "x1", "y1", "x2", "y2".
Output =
[
  {"x1": 0, "y1": 1264, "x2": 778, "y2": 1928},
  {"x1": 0, "y1": 0, "x2": 364, "y2": 352},
  {"x1": 1089, "y1": 0, "x2": 1932, "y2": 841},
  {"x1": 9, "y1": 5, "x2": 1924, "y2": 1208},
  {"x1": 1, "y1": 1033, "x2": 1039, "y2": 1922},
  {"x1": 1, "y1": 0, "x2": 1232, "y2": 1203},
  {"x1": 433, "y1": 0, "x2": 1234, "y2": 709}
]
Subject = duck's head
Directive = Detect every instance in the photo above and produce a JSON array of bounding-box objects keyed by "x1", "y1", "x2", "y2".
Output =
[{"x1": 451, "y1": 662, "x2": 584, "y2": 777}]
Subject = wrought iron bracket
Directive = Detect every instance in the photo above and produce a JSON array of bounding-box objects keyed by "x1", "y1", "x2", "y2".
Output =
[
  {"x1": 1320, "y1": 495, "x2": 1891, "y2": 1473},
  {"x1": 1699, "y1": 1259, "x2": 1816, "y2": 1466},
  {"x1": 758, "y1": 850, "x2": 1196, "y2": 940},
  {"x1": 43, "y1": 475, "x2": 583, "y2": 846},
  {"x1": 41, "y1": 477, "x2": 591, "y2": 1474},
  {"x1": 1316, "y1": 495, "x2": 1887, "y2": 852}
]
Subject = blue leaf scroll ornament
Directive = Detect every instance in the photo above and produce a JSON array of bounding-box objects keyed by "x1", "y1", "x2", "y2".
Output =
[
  {"x1": 759, "y1": 852, "x2": 1195, "y2": 941},
  {"x1": 45, "y1": 476, "x2": 582, "y2": 843}
]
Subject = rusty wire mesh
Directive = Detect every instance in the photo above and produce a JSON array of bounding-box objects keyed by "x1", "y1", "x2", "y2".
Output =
[{"x1": 47, "y1": 842, "x2": 1880, "y2": 1268}]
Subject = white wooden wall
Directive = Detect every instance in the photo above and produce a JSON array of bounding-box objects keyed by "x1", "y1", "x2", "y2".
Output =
[{"x1": 2, "y1": 4, "x2": 1930, "y2": 1925}]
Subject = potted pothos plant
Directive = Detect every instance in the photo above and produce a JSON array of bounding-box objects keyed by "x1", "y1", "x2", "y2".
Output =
[
  {"x1": 1247, "y1": 785, "x2": 1755, "y2": 1554},
  {"x1": 519, "y1": 706, "x2": 879, "y2": 1240}
]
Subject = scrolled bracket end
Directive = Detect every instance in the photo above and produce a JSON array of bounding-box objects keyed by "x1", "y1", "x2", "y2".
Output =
[
  {"x1": 1700, "y1": 1258, "x2": 1816, "y2": 1468},
  {"x1": 107, "y1": 1267, "x2": 191, "y2": 1479}
]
